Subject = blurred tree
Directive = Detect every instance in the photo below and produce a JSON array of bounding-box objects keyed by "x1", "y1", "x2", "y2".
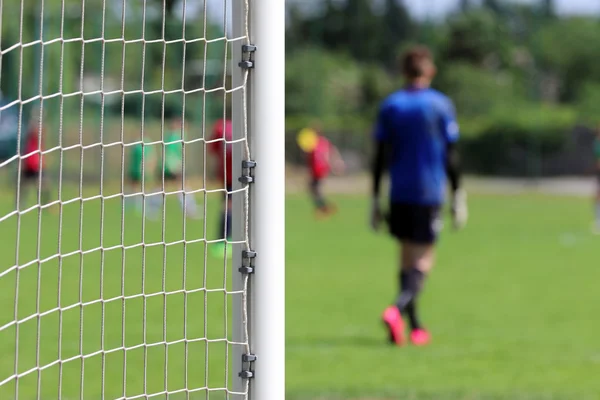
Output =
[
  {"x1": 575, "y1": 82, "x2": 600, "y2": 125},
  {"x1": 482, "y1": 0, "x2": 503, "y2": 15},
  {"x1": 286, "y1": 48, "x2": 362, "y2": 119},
  {"x1": 442, "y1": 10, "x2": 511, "y2": 68},
  {"x1": 459, "y1": 0, "x2": 472, "y2": 12},
  {"x1": 533, "y1": 18, "x2": 600, "y2": 101},
  {"x1": 437, "y1": 62, "x2": 521, "y2": 118},
  {"x1": 540, "y1": 0, "x2": 556, "y2": 19},
  {"x1": 381, "y1": 0, "x2": 414, "y2": 67}
]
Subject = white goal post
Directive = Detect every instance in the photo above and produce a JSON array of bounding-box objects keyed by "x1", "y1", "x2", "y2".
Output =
[{"x1": 232, "y1": 0, "x2": 285, "y2": 399}]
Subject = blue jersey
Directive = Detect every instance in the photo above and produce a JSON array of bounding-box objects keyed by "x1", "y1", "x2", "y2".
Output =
[{"x1": 374, "y1": 87, "x2": 459, "y2": 206}]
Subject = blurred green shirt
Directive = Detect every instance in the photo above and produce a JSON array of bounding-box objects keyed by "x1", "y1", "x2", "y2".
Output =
[
  {"x1": 129, "y1": 139, "x2": 155, "y2": 181},
  {"x1": 162, "y1": 132, "x2": 183, "y2": 174}
]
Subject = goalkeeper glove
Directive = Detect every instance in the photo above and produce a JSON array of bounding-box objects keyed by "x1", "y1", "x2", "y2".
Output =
[{"x1": 451, "y1": 188, "x2": 468, "y2": 230}]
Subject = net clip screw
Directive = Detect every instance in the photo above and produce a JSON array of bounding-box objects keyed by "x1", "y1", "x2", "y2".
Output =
[
  {"x1": 239, "y1": 160, "x2": 256, "y2": 184},
  {"x1": 239, "y1": 354, "x2": 257, "y2": 379},
  {"x1": 239, "y1": 44, "x2": 257, "y2": 69},
  {"x1": 239, "y1": 250, "x2": 257, "y2": 275}
]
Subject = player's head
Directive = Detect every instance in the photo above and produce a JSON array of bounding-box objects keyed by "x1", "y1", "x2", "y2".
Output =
[{"x1": 401, "y1": 45, "x2": 436, "y2": 86}]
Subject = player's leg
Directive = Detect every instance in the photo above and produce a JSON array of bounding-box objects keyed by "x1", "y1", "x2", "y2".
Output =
[
  {"x1": 125, "y1": 177, "x2": 143, "y2": 212},
  {"x1": 382, "y1": 203, "x2": 439, "y2": 346},
  {"x1": 15, "y1": 169, "x2": 32, "y2": 210},
  {"x1": 309, "y1": 177, "x2": 330, "y2": 217},
  {"x1": 398, "y1": 241, "x2": 435, "y2": 346},
  {"x1": 37, "y1": 168, "x2": 53, "y2": 211},
  {"x1": 211, "y1": 187, "x2": 232, "y2": 258},
  {"x1": 172, "y1": 172, "x2": 200, "y2": 218}
]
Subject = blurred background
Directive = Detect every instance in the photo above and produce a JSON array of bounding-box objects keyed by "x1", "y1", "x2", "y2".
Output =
[
  {"x1": 285, "y1": 0, "x2": 600, "y2": 180},
  {"x1": 2, "y1": 0, "x2": 600, "y2": 183},
  {"x1": 0, "y1": 0, "x2": 231, "y2": 184}
]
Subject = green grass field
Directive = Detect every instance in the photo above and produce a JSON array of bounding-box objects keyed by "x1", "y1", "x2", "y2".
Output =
[{"x1": 0, "y1": 185, "x2": 599, "y2": 399}]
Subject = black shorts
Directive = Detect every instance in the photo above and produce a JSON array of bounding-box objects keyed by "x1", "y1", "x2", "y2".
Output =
[
  {"x1": 162, "y1": 170, "x2": 181, "y2": 182},
  {"x1": 388, "y1": 202, "x2": 442, "y2": 245},
  {"x1": 22, "y1": 169, "x2": 41, "y2": 181}
]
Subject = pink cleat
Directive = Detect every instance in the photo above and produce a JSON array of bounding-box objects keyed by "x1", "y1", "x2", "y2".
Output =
[
  {"x1": 410, "y1": 329, "x2": 431, "y2": 346},
  {"x1": 382, "y1": 306, "x2": 405, "y2": 346}
]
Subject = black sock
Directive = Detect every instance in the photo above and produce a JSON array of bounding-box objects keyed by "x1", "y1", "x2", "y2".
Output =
[
  {"x1": 404, "y1": 301, "x2": 421, "y2": 331},
  {"x1": 218, "y1": 208, "x2": 233, "y2": 240},
  {"x1": 395, "y1": 268, "x2": 425, "y2": 329},
  {"x1": 218, "y1": 209, "x2": 226, "y2": 240},
  {"x1": 226, "y1": 208, "x2": 232, "y2": 239}
]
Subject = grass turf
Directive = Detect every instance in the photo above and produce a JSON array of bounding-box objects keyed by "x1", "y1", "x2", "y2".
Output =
[{"x1": 0, "y1": 187, "x2": 599, "y2": 399}]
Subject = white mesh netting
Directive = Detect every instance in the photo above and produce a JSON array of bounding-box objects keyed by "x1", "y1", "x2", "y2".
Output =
[{"x1": 0, "y1": 0, "x2": 250, "y2": 398}]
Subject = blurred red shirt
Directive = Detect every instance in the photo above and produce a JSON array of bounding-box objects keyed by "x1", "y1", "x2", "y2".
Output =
[
  {"x1": 308, "y1": 136, "x2": 331, "y2": 180},
  {"x1": 23, "y1": 127, "x2": 44, "y2": 172},
  {"x1": 209, "y1": 119, "x2": 233, "y2": 187}
]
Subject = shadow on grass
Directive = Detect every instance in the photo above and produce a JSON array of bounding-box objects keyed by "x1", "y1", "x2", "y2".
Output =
[
  {"x1": 287, "y1": 335, "x2": 386, "y2": 350},
  {"x1": 287, "y1": 391, "x2": 597, "y2": 400}
]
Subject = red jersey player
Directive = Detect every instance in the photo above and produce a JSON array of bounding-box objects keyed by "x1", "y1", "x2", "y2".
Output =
[
  {"x1": 208, "y1": 117, "x2": 233, "y2": 257},
  {"x1": 18, "y1": 116, "x2": 51, "y2": 210},
  {"x1": 306, "y1": 131, "x2": 345, "y2": 218}
]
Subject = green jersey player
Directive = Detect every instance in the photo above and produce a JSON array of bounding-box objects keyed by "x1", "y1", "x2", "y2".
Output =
[
  {"x1": 156, "y1": 118, "x2": 199, "y2": 218},
  {"x1": 127, "y1": 138, "x2": 158, "y2": 215}
]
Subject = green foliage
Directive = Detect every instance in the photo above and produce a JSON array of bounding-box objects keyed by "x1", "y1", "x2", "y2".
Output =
[
  {"x1": 442, "y1": 10, "x2": 512, "y2": 67},
  {"x1": 532, "y1": 18, "x2": 600, "y2": 101},
  {"x1": 437, "y1": 62, "x2": 523, "y2": 118},
  {"x1": 286, "y1": 48, "x2": 363, "y2": 119},
  {"x1": 459, "y1": 103, "x2": 577, "y2": 174},
  {"x1": 284, "y1": 1, "x2": 600, "y2": 176},
  {"x1": 576, "y1": 82, "x2": 600, "y2": 126}
]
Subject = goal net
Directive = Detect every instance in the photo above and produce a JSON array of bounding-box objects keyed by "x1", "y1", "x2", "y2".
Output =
[{"x1": 0, "y1": 0, "x2": 287, "y2": 398}]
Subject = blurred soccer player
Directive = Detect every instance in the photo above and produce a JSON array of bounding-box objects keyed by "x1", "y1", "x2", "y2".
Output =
[
  {"x1": 158, "y1": 118, "x2": 199, "y2": 218},
  {"x1": 594, "y1": 127, "x2": 600, "y2": 233},
  {"x1": 208, "y1": 116, "x2": 233, "y2": 258},
  {"x1": 127, "y1": 137, "x2": 158, "y2": 216},
  {"x1": 306, "y1": 129, "x2": 345, "y2": 218},
  {"x1": 16, "y1": 113, "x2": 51, "y2": 210},
  {"x1": 370, "y1": 46, "x2": 468, "y2": 347}
]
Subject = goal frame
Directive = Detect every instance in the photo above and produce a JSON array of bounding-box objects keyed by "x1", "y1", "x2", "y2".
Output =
[{"x1": 231, "y1": 0, "x2": 285, "y2": 399}]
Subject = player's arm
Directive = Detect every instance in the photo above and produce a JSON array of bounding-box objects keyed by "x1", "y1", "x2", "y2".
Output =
[
  {"x1": 370, "y1": 105, "x2": 390, "y2": 231},
  {"x1": 446, "y1": 141, "x2": 461, "y2": 194},
  {"x1": 441, "y1": 99, "x2": 467, "y2": 229},
  {"x1": 372, "y1": 140, "x2": 386, "y2": 200}
]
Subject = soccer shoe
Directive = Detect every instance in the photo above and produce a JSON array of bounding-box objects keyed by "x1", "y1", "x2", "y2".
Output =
[
  {"x1": 325, "y1": 203, "x2": 338, "y2": 216},
  {"x1": 315, "y1": 207, "x2": 330, "y2": 220},
  {"x1": 410, "y1": 329, "x2": 431, "y2": 346},
  {"x1": 382, "y1": 306, "x2": 405, "y2": 346},
  {"x1": 315, "y1": 204, "x2": 337, "y2": 220}
]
